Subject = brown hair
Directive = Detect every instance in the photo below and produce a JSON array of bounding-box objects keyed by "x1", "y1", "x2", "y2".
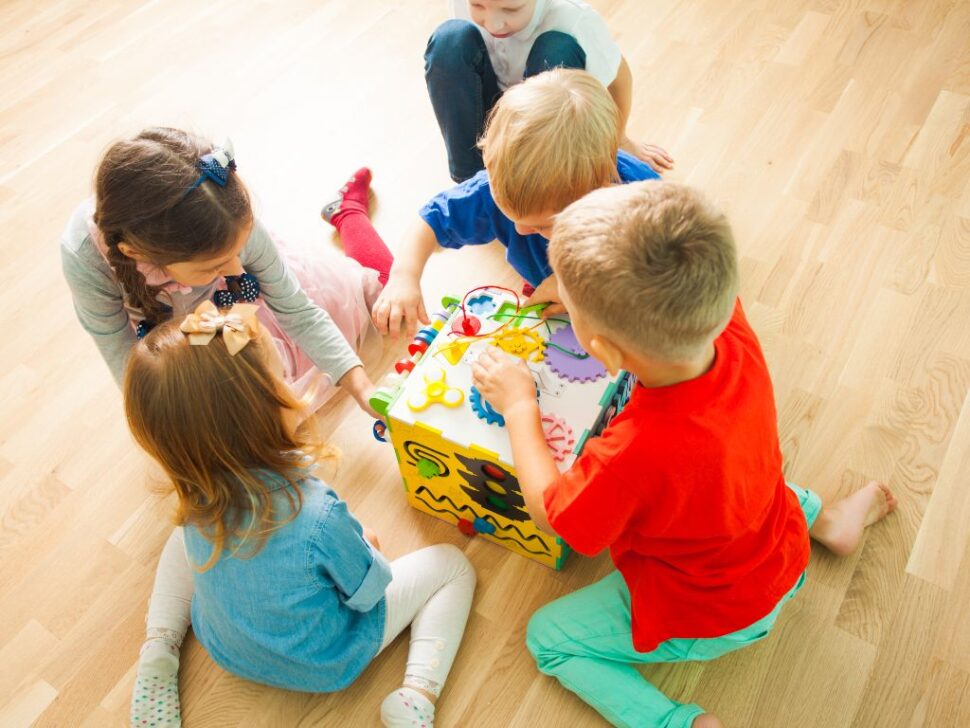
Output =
[
  {"x1": 481, "y1": 68, "x2": 620, "y2": 219},
  {"x1": 94, "y1": 128, "x2": 252, "y2": 326},
  {"x1": 550, "y1": 181, "x2": 739, "y2": 361},
  {"x1": 124, "y1": 319, "x2": 335, "y2": 570}
]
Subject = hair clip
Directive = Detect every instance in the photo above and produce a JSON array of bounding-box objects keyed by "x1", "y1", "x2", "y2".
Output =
[
  {"x1": 213, "y1": 273, "x2": 260, "y2": 308},
  {"x1": 188, "y1": 139, "x2": 237, "y2": 190},
  {"x1": 179, "y1": 300, "x2": 259, "y2": 356}
]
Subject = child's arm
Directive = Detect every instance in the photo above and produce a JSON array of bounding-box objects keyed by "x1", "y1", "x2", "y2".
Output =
[
  {"x1": 472, "y1": 348, "x2": 557, "y2": 533},
  {"x1": 242, "y1": 222, "x2": 378, "y2": 415},
  {"x1": 375, "y1": 178, "x2": 506, "y2": 338},
  {"x1": 61, "y1": 236, "x2": 138, "y2": 386},
  {"x1": 608, "y1": 57, "x2": 674, "y2": 173},
  {"x1": 315, "y1": 494, "x2": 392, "y2": 612},
  {"x1": 371, "y1": 219, "x2": 438, "y2": 339}
]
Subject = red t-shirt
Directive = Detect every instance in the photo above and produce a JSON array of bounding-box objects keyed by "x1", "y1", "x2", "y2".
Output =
[{"x1": 545, "y1": 301, "x2": 810, "y2": 652}]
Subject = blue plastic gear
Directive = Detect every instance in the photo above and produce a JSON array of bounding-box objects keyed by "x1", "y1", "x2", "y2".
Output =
[{"x1": 469, "y1": 386, "x2": 506, "y2": 426}]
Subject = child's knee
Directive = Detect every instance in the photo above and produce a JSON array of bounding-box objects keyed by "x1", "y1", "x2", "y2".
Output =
[
  {"x1": 427, "y1": 543, "x2": 476, "y2": 585},
  {"x1": 525, "y1": 603, "x2": 560, "y2": 663},
  {"x1": 425, "y1": 19, "x2": 485, "y2": 73},
  {"x1": 525, "y1": 31, "x2": 586, "y2": 76}
]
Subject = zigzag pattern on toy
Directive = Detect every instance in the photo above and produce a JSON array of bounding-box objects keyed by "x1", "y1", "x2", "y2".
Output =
[{"x1": 413, "y1": 486, "x2": 553, "y2": 555}]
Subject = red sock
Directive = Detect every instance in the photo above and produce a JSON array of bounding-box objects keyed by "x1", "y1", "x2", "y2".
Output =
[
  {"x1": 333, "y1": 167, "x2": 372, "y2": 216},
  {"x1": 330, "y1": 168, "x2": 394, "y2": 286}
]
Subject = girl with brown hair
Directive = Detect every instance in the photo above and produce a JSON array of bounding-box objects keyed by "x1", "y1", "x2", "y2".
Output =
[
  {"x1": 125, "y1": 305, "x2": 475, "y2": 727},
  {"x1": 61, "y1": 127, "x2": 394, "y2": 415}
]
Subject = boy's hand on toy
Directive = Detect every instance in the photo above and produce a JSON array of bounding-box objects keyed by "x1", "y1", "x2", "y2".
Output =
[
  {"x1": 363, "y1": 527, "x2": 382, "y2": 552},
  {"x1": 472, "y1": 348, "x2": 537, "y2": 414},
  {"x1": 621, "y1": 136, "x2": 674, "y2": 173},
  {"x1": 371, "y1": 274, "x2": 430, "y2": 339},
  {"x1": 524, "y1": 274, "x2": 566, "y2": 318}
]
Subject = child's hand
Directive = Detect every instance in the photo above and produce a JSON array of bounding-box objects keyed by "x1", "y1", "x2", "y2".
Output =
[
  {"x1": 363, "y1": 527, "x2": 382, "y2": 552},
  {"x1": 339, "y1": 366, "x2": 380, "y2": 418},
  {"x1": 621, "y1": 137, "x2": 674, "y2": 173},
  {"x1": 472, "y1": 348, "x2": 537, "y2": 415},
  {"x1": 372, "y1": 274, "x2": 430, "y2": 339},
  {"x1": 524, "y1": 273, "x2": 566, "y2": 318}
]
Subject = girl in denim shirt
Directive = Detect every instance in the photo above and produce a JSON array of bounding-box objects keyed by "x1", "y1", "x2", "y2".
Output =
[{"x1": 124, "y1": 303, "x2": 475, "y2": 727}]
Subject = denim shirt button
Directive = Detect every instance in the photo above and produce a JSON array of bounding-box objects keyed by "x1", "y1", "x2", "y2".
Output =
[
  {"x1": 435, "y1": 640, "x2": 445, "y2": 651},
  {"x1": 430, "y1": 658, "x2": 441, "y2": 668}
]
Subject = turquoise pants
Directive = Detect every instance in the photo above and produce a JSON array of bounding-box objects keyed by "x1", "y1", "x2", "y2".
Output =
[{"x1": 526, "y1": 484, "x2": 822, "y2": 728}]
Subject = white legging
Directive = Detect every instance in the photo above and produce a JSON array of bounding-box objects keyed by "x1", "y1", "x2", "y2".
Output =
[{"x1": 148, "y1": 529, "x2": 476, "y2": 694}]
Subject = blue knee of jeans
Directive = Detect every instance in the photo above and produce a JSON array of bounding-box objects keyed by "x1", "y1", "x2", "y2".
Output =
[
  {"x1": 425, "y1": 19, "x2": 487, "y2": 76},
  {"x1": 525, "y1": 30, "x2": 587, "y2": 77}
]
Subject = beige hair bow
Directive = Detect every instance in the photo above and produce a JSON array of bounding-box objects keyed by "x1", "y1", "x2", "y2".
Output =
[{"x1": 179, "y1": 301, "x2": 260, "y2": 356}]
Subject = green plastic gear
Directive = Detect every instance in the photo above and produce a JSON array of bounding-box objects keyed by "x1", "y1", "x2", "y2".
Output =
[{"x1": 416, "y1": 458, "x2": 441, "y2": 479}]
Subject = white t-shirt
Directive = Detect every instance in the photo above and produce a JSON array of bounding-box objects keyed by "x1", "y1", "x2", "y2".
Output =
[{"x1": 450, "y1": 0, "x2": 622, "y2": 90}]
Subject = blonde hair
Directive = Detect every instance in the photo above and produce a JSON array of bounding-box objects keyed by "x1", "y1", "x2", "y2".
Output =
[
  {"x1": 549, "y1": 181, "x2": 739, "y2": 361},
  {"x1": 124, "y1": 320, "x2": 336, "y2": 570},
  {"x1": 481, "y1": 68, "x2": 620, "y2": 219}
]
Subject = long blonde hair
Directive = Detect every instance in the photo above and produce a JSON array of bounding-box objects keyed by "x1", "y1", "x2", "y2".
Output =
[{"x1": 124, "y1": 319, "x2": 336, "y2": 570}]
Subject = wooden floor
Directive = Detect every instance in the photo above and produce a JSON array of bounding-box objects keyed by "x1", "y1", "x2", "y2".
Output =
[{"x1": 1, "y1": 0, "x2": 968, "y2": 726}]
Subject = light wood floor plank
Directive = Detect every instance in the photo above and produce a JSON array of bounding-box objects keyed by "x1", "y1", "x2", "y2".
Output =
[{"x1": 1, "y1": 1, "x2": 968, "y2": 726}]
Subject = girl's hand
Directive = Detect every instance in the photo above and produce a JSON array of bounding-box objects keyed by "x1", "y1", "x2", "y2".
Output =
[
  {"x1": 621, "y1": 137, "x2": 674, "y2": 173},
  {"x1": 339, "y1": 366, "x2": 380, "y2": 418},
  {"x1": 363, "y1": 527, "x2": 382, "y2": 552},
  {"x1": 523, "y1": 273, "x2": 566, "y2": 318},
  {"x1": 372, "y1": 273, "x2": 430, "y2": 339},
  {"x1": 471, "y1": 348, "x2": 537, "y2": 415}
]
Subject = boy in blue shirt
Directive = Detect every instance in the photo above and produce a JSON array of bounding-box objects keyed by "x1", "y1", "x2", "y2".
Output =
[{"x1": 372, "y1": 68, "x2": 659, "y2": 337}]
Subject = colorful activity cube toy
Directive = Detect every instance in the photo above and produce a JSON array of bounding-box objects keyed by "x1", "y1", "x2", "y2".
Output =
[{"x1": 371, "y1": 287, "x2": 634, "y2": 569}]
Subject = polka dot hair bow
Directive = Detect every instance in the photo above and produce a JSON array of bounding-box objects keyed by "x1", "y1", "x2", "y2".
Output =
[
  {"x1": 179, "y1": 301, "x2": 260, "y2": 356},
  {"x1": 213, "y1": 273, "x2": 260, "y2": 308},
  {"x1": 134, "y1": 304, "x2": 173, "y2": 339},
  {"x1": 189, "y1": 139, "x2": 237, "y2": 190}
]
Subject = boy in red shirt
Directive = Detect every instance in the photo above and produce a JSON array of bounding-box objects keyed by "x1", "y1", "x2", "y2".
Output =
[{"x1": 472, "y1": 181, "x2": 896, "y2": 728}]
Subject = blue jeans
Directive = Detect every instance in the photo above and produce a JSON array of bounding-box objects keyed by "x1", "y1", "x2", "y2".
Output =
[
  {"x1": 526, "y1": 484, "x2": 823, "y2": 728},
  {"x1": 424, "y1": 19, "x2": 587, "y2": 182}
]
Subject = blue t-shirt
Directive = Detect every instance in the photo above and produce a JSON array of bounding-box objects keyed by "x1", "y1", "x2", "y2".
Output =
[
  {"x1": 184, "y1": 471, "x2": 391, "y2": 692},
  {"x1": 419, "y1": 150, "x2": 660, "y2": 286}
]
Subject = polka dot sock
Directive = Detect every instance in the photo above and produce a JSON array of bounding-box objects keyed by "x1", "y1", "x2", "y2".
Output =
[
  {"x1": 130, "y1": 640, "x2": 181, "y2": 727},
  {"x1": 380, "y1": 687, "x2": 436, "y2": 728}
]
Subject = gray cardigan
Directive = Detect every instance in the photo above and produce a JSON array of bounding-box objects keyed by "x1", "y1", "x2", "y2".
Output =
[{"x1": 60, "y1": 200, "x2": 361, "y2": 386}]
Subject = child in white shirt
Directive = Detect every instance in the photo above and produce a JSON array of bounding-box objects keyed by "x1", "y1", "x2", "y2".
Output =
[{"x1": 425, "y1": 0, "x2": 673, "y2": 181}]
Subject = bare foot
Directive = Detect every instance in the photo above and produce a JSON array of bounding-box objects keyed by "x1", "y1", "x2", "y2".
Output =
[
  {"x1": 810, "y1": 481, "x2": 897, "y2": 556},
  {"x1": 692, "y1": 713, "x2": 724, "y2": 728}
]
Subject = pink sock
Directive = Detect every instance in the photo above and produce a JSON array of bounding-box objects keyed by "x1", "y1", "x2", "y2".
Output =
[{"x1": 329, "y1": 168, "x2": 394, "y2": 286}]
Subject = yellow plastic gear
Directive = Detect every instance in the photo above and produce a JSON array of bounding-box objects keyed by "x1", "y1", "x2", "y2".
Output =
[{"x1": 490, "y1": 328, "x2": 545, "y2": 362}]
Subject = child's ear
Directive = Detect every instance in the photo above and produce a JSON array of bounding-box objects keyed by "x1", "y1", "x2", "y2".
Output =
[
  {"x1": 588, "y1": 335, "x2": 626, "y2": 376},
  {"x1": 117, "y1": 242, "x2": 147, "y2": 262}
]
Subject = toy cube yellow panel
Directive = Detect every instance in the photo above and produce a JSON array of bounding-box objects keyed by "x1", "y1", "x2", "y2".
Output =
[{"x1": 380, "y1": 288, "x2": 633, "y2": 570}]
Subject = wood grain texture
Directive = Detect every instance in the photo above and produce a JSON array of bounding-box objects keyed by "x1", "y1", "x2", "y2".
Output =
[{"x1": 1, "y1": 1, "x2": 968, "y2": 726}]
